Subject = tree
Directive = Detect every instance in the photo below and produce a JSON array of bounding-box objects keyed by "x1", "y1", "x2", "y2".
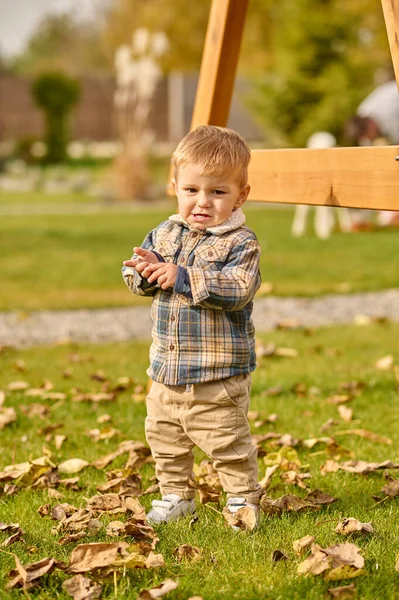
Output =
[
  {"x1": 32, "y1": 72, "x2": 80, "y2": 164},
  {"x1": 247, "y1": 0, "x2": 392, "y2": 147},
  {"x1": 13, "y1": 12, "x2": 108, "y2": 76}
]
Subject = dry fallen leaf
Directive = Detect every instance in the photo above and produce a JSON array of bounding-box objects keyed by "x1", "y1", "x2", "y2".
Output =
[
  {"x1": 395, "y1": 554, "x2": 399, "y2": 572},
  {"x1": 293, "y1": 535, "x2": 315, "y2": 556},
  {"x1": 259, "y1": 465, "x2": 279, "y2": 490},
  {"x1": 66, "y1": 542, "x2": 130, "y2": 573},
  {"x1": 7, "y1": 555, "x2": 61, "y2": 589},
  {"x1": 173, "y1": 544, "x2": 202, "y2": 563},
  {"x1": 297, "y1": 542, "x2": 365, "y2": 580},
  {"x1": 145, "y1": 552, "x2": 166, "y2": 568},
  {"x1": 381, "y1": 478, "x2": 399, "y2": 499},
  {"x1": 271, "y1": 549, "x2": 289, "y2": 563},
  {"x1": 62, "y1": 574, "x2": 102, "y2": 599},
  {"x1": 58, "y1": 459, "x2": 90, "y2": 474},
  {"x1": 137, "y1": 579, "x2": 178, "y2": 599},
  {"x1": 339, "y1": 459, "x2": 399, "y2": 474},
  {"x1": 338, "y1": 406, "x2": 353, "y2": 422},
  {"x1": 0, "y1": 406, "x2": 17, "y2": 429},
  {"x1": 222, "y1": 506, "x2": 258, "y2": 531},
  {"x1": 335, "y1": 518, "x2": 373, "y2": 536},
  {"x1": 375, "y1": 355, "x2": 394, "y2": 370},
  {"x1": 327, "y1": 583, "x2": 356, "y2": 599}
]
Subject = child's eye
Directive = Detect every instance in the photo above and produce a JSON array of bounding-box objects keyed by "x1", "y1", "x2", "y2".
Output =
[
  {"x1": 185, "y1": 188, "x2": 197, "y2": 193},
  {"x1": 213, "y1": 190, "x2": 226, "y2": 195}
]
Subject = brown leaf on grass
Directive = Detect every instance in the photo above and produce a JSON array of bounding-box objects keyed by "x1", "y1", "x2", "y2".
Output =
[
  {"x1": 193, "y1": 460, "x2": 222, "y2": 488},
  {"x1": 48, "y1": 488, "x2": 63, "y2": 500},
  {"x1": 58, "y1": 459, "x2": 90, "y2": 474},
  {"x1": 0, "y1": 390, "x2": 5, "y2": 406},
  {"x1": 58, "y1": 532, "x2": 87, "y2": 546},
  {"x1": 339, "y1": 459, "x2": 399, "y2": 474},
  {"x1": 87, "y1": 427, "x2": 120, "y2": 442},
  {"x1": 124, "y1": 521, "x2": 159, "y2": 546},
  {"x1": 62, "y1": 574, "x2": 102, "y2": 599},
  {"x1": 222, "y1": 506, "x2": 258, "y2": 531},
  {"x1": 195, "y1": 481, "x2": 222, "y2": 504},
  {"x1": 6, "y1": 555, "x2": 60, "y2": 589},
  {"x1": 375, "y1": 354, "x2": 394, "y2": 370},
  {"x1": 145, "y1": 552, "x2": 166, "y2": 568},
  {"x1": 334, "y1": 429, "x2": 392, "y2": 445},
  {"x1": 20, "y1": 403, "x2": 49, "y2": 418},
  {"x1": 327, "y1": 395, "x2": 352, "y2": 405},
  {"x1": 260, "y1": 494, "x2": 321, "y2": 517},
  {"x1": 293, "y1": 535, "x2": 315, "y2": 556},
  {"x1": 298, "y1": 543, "x2": 364, "y2": 580},
  {"x1": 335, "y1": 518, "x2": 373, "y2": 536},
  {"x1": 96, "y1": 475, "x2": 142, "y2": 496},
  {"x1": 51, "y1": 504, "x2": 78, "y2": 521},
  {"x1": 138, "y1": 579, "x2": 178, "y2": 599},
  {"x1": 271, "y1": 549, "x2": 289, "y2": 563},
  {"x1": 381, "y1": 478, "x2": 399, "y2": 499},
  {"x1": 56, "y1": 509, "x2": 98, "y2": 534},
  {"x1": 338, "y1": 406, "x2": 353, "y2": 422},
  {"x1": 297, "y1": 544, "x2": 331, "y2": 575},
  {"x1": 263, "y1": 447, "x2": 303, "y2": 471},
  {"x1": 123, "y1": 496, "x2": 147, "y2": 519},
  {"x1": 395, "y1": 554, "x2": 399, "y2": 572},
  {"x1": 72, "y1": 392, "x2": 116, "y2": 403},
  {"x1": 303, "y1": 437, "x2": 335, "y2": 449},
  {"x1": 55, "y1": 435, "x2": 67, "y2": 450},
  {"x1": 0, "y1": 406, "x2": 17, "y2": 429},
  {"x1": 259, "y1": 465, "x2": 279, "y2": 490},
  {"x1": 105, "y1": 521, "x2": 126, "y2": 537},
  {"x1": 173, "y1": 544, "x2": 202, "y2": 563},
  {"x1": 304, "y1": 490, "x2": 338, "y2": 505},
  {"x1": 90, "y1": 370, "x2": 107, "y2": 382},
  {"x1": 320, "y1": 419, "x2": 339, "y2": 432},
  {"x1": 66, "y1": 542, "x2": 130, "y2": 573},
  {"x1": 142, "y1": 483, "x2": 160, "y2": 495},
  {"x1": 281, "y1": 470, "x2": 311, "y2": 489},
  {"x1": 7, "y1": 380, "x2": 29, "y2": 391},
  {"x1": 320, "y1": 460, "x2": 341, "y2": 475},
  {"x1": 97, "y1": 413, "x2": 112, "y2": 424},
  {"x1": 86, "y1": 494, "x2": 125, "y2": 514},
  {"x1": 0, "y1": 523, "x2": 25, "y2": 547},
  {"x1": 327, "y1": 583, "x2": 356, "y2": 599},
  {"x1": 92, "y1": 440, "x2": 149, "y2": 470}
]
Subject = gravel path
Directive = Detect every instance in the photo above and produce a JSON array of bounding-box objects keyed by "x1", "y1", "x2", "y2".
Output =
[{"x1": 0, "y1": 289, "x2": 398, "y2": 348}]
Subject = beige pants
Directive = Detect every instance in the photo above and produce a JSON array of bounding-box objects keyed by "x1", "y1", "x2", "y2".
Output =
[{"x1": 145, "y1": 374, "x2": 261, "y2": 505}]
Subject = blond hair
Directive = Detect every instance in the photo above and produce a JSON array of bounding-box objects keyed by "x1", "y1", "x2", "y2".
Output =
[{"x1": 173, "y1": 125, "x2": 251, "y2": 186}]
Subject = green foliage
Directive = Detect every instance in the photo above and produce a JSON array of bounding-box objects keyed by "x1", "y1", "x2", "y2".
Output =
[
  {"x1": 12, "y1": 12, "x2": 108, "y2": 76},
  {"x1": 32, "y1": 71, "x2": 81, "y2": 164},
  {"x1": 248, "y1": 0, "x2": 391, "y2": 147}
]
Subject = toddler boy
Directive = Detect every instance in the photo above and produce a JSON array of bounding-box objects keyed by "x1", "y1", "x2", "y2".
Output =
[{"x1": 122, "y1": 125, "x2": 262, "y2": 525}]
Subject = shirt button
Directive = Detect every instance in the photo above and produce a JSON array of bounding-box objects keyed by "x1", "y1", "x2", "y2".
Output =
[
  {"x1": 192, "y1": 232, "x2": 198, "y2": 237},
  {"x1": 169, "y1": 344, "x2": 175, "y2": 350},
  {"x1": 208, "y1": 250, "x2": 214, "y2": 257},
  {"x1": 171, "y1": 315, "x2": 176, "y2": 321}
]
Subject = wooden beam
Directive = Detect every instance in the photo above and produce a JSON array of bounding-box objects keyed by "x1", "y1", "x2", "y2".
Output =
[
  {"x1": 190, "y1": 0, "x2": 249, "y2": 128},
  {"x1": 248, "y1": 146, "x2": 399, "y2": 211},
  {"x1": 381, "y1": 0, "x2": 399, "y2": 87}
]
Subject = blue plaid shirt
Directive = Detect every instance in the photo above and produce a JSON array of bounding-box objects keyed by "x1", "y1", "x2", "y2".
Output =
[{"x1": 122, "y1": 211, "x2": 261, "y2": 385}]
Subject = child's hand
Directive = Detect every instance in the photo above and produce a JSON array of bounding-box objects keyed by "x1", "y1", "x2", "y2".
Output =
[
  {"x1": 146, "y1": 263, "x2": 178, "y2": 290},
  {"x1": 123, "y1": 247, "x2": 160, "y2": 278}
]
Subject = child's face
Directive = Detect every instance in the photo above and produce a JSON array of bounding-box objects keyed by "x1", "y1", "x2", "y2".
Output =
[{"x1": 172, "y1": 164, "x2": 250, "y2": 230}]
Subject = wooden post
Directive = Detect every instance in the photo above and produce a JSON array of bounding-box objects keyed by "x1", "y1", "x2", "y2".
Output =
[
  {"x1": 190, "y1": 0, "x2": 249, "y2": 128},
  {"x1": 381, "y1": 0, "x2": 399, "y2": 88}
]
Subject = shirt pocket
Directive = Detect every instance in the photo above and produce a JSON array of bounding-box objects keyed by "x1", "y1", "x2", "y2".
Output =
[
  {"x1": 194, "y1": 244, "x2": 231, "y2": 271},
  {"x1": 156, "y1": 240, "x2": 180, "y2": 262}
]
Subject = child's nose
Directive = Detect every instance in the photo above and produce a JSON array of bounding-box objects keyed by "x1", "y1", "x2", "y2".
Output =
[{"x1": 197, "y1": 192, "x2": 211, "y2": 207}]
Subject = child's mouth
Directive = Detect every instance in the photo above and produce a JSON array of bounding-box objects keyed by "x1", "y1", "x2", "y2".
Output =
[{"x1": 192, "y1": 214, "x2": 211, "y2": 221}]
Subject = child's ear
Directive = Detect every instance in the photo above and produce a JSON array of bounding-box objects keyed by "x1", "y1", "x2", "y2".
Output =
[
  {"x1": 171, "y1": 178, "x2": 177, "y2": 194},
  {"x1": 235, "y1": 184, "x2": 250, "y2": 208}
]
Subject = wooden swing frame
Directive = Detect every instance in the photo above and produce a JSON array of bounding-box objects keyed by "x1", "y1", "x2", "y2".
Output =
[{"x1": 188, "y1": 0, "x2": 399, "y2": 212}]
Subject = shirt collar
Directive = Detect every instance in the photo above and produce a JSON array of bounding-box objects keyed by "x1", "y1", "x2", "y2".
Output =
[{"x1": 168, "y1": 208, "x2": 246, "y2": 235}]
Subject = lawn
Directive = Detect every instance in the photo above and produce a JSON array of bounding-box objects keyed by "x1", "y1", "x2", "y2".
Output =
[
  {"x1": 0, "y1": 322, "x2": 398, "y2": 599},
  {"x1": 0, "y1": 205, "x2": 398, "y2": 311}
]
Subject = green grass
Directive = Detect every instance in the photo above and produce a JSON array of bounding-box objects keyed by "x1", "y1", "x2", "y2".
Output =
[
  {"x1": 0, "y1": 205, "x2": 398, "y2": 311},
  {"x1": 0, "y1": 322, "x2": 398, "y2": 598},
  {"x1": 0, "y1": 191, "x2": 102, "y2": 206}
]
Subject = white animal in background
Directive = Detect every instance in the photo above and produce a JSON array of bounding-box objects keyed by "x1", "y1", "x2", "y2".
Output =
[{"x1": 291, "y1": 132, "x2": 352, "y2": 239}]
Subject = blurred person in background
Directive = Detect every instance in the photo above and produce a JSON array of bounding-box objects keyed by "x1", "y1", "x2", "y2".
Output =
[{"x1": 345, "y1": 79, "x2": 399, "y2": 229}]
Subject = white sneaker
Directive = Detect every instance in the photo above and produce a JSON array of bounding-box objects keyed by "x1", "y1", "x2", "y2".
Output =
[
  {"x1": 226, "y1": 497, "x2": 260, "y2": 531},
  {"x1": 147, "y1": 494, "x2": 196, "y2": 524}
]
